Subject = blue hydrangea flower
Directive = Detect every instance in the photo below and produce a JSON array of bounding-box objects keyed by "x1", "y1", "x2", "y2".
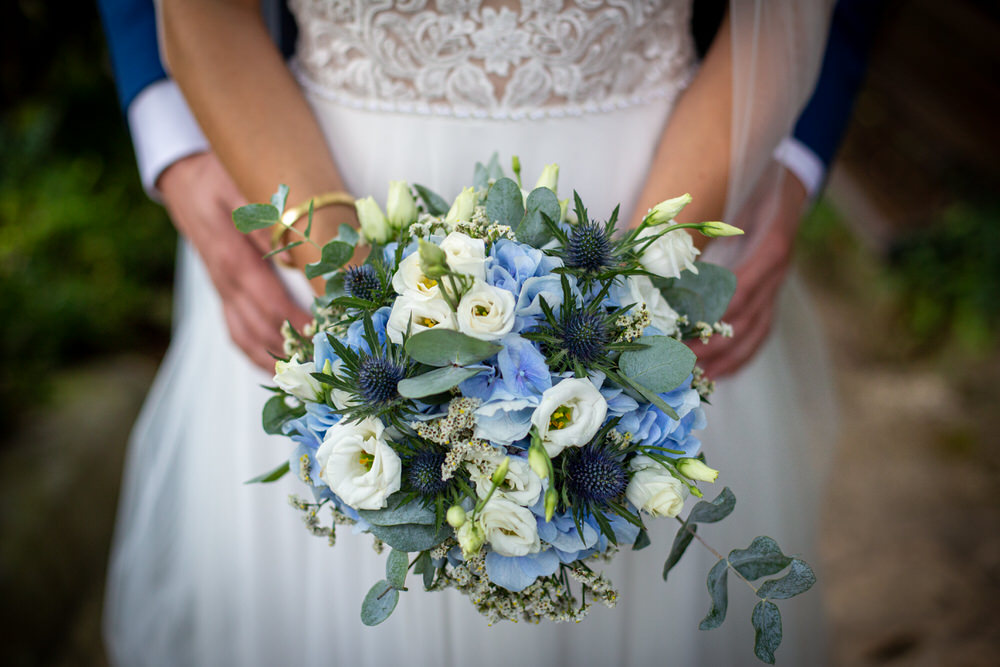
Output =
[
  {"x1": 616, "y1": 377, "x2": 706, "y2": 458},
  {"x1": 487, "y1": 240, "x2": 563, "y2": 294},
  {"x1": 485, "y1": 548, "x2": 561, "y2": 592},
  {"x1": 344, "y1": 306, "x2": 391, "y2": 353},
  {"x1": 496, "y1": 334, "x2": 551, "y2": 397}
]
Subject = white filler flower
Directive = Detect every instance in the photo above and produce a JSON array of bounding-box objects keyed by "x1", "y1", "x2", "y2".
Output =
[
  {"x1": 626, "y1": 455, "x2": 688, "y2": 518},
  {"x1": 530, "y1": 377, "x2": 608, "y2": 457},
  {"x1": 272, "y1": 354, "x2": 322, "y2": 401},
  {"x1": 478, "y1": 497, "x2": 541, "y2": 557},
  {"x1": 637, "y1": 226, "x2": 700, "y2": 279},
  {"x1": 440, "y1": 231, "x2": 487, "y2": 281},
  {"x1": 386, "y1": 292, "x2": 457, "y2": 344},
  {"x1": 623, "y1": 274, "x2": 680, "y2": 336},
  {"x1": 316, "y1": 417, "x2": 401, "y2": 510},
  {"x1": 456, "y1": 281, "x2": 516, "y2": 341}
]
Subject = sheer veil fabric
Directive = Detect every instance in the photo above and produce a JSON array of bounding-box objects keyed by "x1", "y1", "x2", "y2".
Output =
[{"x1": 105, "y1": 1, "x2": 836, "y2": 665}]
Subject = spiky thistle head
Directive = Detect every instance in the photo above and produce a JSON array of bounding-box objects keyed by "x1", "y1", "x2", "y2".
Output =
[
  {"x1": 407, "y1": 450, "x2": 451, "y2": 497},
  {"x1": 564, "y1": 446, "x2": 628, "y2": 503},
  {"x1": 357, "y1": 355, "x2": 404, "y2": 406},
  {"x1": 560, "y1": 311, "x2": 610, "y2": 365},
  {"x1": 565, "y1": 220, "x2": 613, "y2": 273},
  {"x1": 343, "y1": 264, "x2": 381, "y2": 301}
]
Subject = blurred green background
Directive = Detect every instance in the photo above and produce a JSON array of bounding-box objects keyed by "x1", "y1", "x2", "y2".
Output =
[{"x1": 1, "y1": 0, "x2": 997, "y2": 665}]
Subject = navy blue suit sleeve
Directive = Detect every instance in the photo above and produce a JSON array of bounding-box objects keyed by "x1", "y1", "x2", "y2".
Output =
[
  {"x1": 792, "y1": 0, "x2": 888, "y2": 167},
  {"x1": 96, "y1": 0, "x2": 166, "y2": 112}
]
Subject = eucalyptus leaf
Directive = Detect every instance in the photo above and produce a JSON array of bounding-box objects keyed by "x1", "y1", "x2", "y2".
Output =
[
  {"x1": 699, "y1": 558, "x2": 729, "y2": 630},
  {"x1": 262, "y1": 240, "x2": 304, "y2": 260},
  {"x1": 337, "y1": 223, "x2": 360, "y2": 246},
  {"x1": 398, "y1": 365, "x2": 483, "y2": 398},
  {"x1": 243, "y1": 460, "x2": 290, "y2": 485},
  {"x1": 414, "y1": 184, "x2": 450, "y2": 216},
  {"x1": 325, "y1": 273, "x2": 347, "y2": 299},
  {"x1": 404, "y1": 329, "x2": 502, "y2": 367},
  {"x1": 687, "y1": 486, "x2": 737, "y2": 524},
  {"x1": 364, "y1": 521, "x2": 451, "y2": 552},
  {"x1": 385, "y1": 549, "x2": 409, "y2": 590},
  {"x1": 357, "y1": 493, "x2": 436, "y2": 526},
  {"x1": 751, "y1": 600, "x2": 783, "y2": 664},
  {"x1": 632, "y1": 528, "x2": 651, "y2": 551},
  {"x1": 485, "y1": 177, "x2": 524, "y2": 229},
  {"x1": 473, "y1": 153, "x2": 504, "y2": 190},
  {"x1": 656, "y1": 262, "x2": 737, "y2": 325},
  {"x1": 619, "y1": 336, "x2": 697, "y2": 394},
  {"x1": 756, "y1": 558, "x2": 816, "y2": 600},
  {"x1": 516, "y1": 187, "x2": 560, "y2": 247},
  {"x1": 361, "y1": 580, "x2": 399, "y2": 626},
  {"x1": 304, "y1": 240, "x2": 354, "y2": 279},
  {"x1": 728, "y1": 536, "x2": 792, "y2": 581},
  {"x1": 663, "y1": 523, "x2": 697, "y2": 580},
  {"x1": 621, "y1": 376, "x2": 680, "y2": 420},
  {"x1": 262, "y1": 394, "x2": 305, "y2": 435},
  {"x1": 233, "y1": 203, "x2": 280, "y2": 232},
  {"x1": 270, "y1": 184, "x2": 289, "y2": 215}
]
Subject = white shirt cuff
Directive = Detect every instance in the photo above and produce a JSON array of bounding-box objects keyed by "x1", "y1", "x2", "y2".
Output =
[
  {"x1": 773, "y1": 137, "x2": 826, "y2": 199},
  {"x1": 127, "y1": 79, "x2": 209, "y2": 201}
]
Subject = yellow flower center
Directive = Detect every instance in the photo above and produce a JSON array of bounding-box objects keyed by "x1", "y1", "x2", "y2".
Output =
[
  {"x1": 358, "y1": 451, "x2": 375, "y2": 471},
  {"x1": 416, "y1": 316, "x2": 439, "y2": 327},
  {"x1": 419, "y1": 276, "x2": 438, "y2": 289},
  {"x1": 474, "y1": 305, "x2": 490, "y2": 317},
  {"x1": 549, "y1": 405, "x2": 573, "y2": 430}
]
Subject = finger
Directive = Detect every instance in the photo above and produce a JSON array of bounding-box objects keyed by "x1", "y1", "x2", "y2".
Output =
[
  {"x1": 222, "y1": 300, "x2": 275, "y2": 372},
  {"x1": 230, "y1": 291, "x2": 287, "y2": 369},
  {"x1": 239, "y1": 260, "x2": 312, "y2": 332}
]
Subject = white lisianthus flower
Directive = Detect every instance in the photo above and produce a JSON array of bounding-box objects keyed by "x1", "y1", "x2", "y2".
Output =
[
  {"x1": 440, "y1": 232, "x2": 486, "y2": 281},
  {"x1": 637, "y1": 226, "x2": 700, "y2": 279},
  {"x1": 456, "y1": 281, "x2": 516, "y2": 341},
  {"x1": 355, "y1": 196, "x2": 392, "y2": 244},
  {"x1": 534, "y1": 163, "x2": 559, "y2": 193},
  {"x1": 385, "y1": 180, "x2": 417, "y2": 230},
  {"x1": 386, "y1": 292, "x2": 457, "y2": 344},
  {"x1": 623, "y1": 274, "x2": 680, "y2": 336},
  {"x1": 645, "y1": 193, "x2": 692, "y2": 225},
  {"x1": 316, "y1": 417, "x2": 401, "y2": 510},
  {"x1": 530, "y1": 378, "x2": 608, "y2": 458},
  {"x1": 478, "y1": 497, "x2": 541, "y2": 557},
  {"x1": 445, "y1": 186, "x2": 477, "y2": 226},
  {"x1": 469, "y1": 457, "x2": 542, "y2": 507},
  {"x1": 391, "y1": 251, "x2": 442, "y2": 299},
  {"x1": 272, "y1": 354, "x2": 322, "y2": 401},
  {"x1": 626, "y1": 455, "x2": 688, "y2": 518}
]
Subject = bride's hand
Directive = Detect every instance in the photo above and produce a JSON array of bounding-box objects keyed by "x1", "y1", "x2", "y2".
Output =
[
  {"x1": 690, "y1": 168, "x2": 808, "y2": 378},
  {"x1": 158, "y1": 152, "x2": 311, "y2": 371}
]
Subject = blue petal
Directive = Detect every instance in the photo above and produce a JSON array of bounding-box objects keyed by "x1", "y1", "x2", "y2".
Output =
[{"x1": 485, "y1": 549, "x2": 561, "y2": 592}]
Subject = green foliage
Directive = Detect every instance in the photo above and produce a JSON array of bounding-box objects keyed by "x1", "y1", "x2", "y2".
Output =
[
  {"x1": 655, "y1": 262, "x2": 737, "y2": 327},
  {"x1": 663, "y1": 487, "x2": 736, "y2": 579},
  {"x1": 262, "y1": 394, "x2": 306, "y2": 434},
  {"x1": 751, "y1": 601, "x2": 783, "y2": 664},
  {"x1": 397, "y1": 365, "x2": 482, "y2": 398},
  {"x1": 413, "y1": 184, "x2": 449, "y2": 216},
  {"x1": 619, "y1": 335, "x2": 697, "y2": 394},
  {"x1": 232, "y1": 203, "x2": 279, "y2": 232},
  {"x1": 357, "y1": 493, "x2": 451, "y2": 552},
  {"x1": 385, "y1": 549, "x2": 409, "y2": 589},
  {"x1": 243, "y1": 461, "x2": 290, "y2": 485},
  {"x1": 485, "y1": 177, "x2": 525, "y2": 229},
  {"x1": 403, "y1": 329, "x2": 501, "y2": 367},
  {"x1": 360, "y1": 580, "x2": 399, "y2": 626},
  {"x1": 517, "y1": 187, "x2": 559, "y2": 247}
]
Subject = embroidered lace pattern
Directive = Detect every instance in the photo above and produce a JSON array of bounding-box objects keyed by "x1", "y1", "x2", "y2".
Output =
[{"x1": 289, "y1": 0, "x2": 696, "y2": 119}]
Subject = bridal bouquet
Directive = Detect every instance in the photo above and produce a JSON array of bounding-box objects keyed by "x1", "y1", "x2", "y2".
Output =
[{"x1": 235, "y1": 156, "x2": 814, "y2": 663}]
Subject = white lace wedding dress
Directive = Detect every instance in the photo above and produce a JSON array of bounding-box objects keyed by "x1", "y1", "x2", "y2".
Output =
[{"x1": 105, "y1": 2, "x2": 835, "y2": 665}]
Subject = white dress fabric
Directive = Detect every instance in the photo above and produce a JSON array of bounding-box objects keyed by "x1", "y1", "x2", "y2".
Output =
[{"x1": 104, "y1": 1, "x2": 835, "y2": 665}]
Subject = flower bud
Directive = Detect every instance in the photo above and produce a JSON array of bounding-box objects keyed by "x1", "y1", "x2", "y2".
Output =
[
  {"x1": 457, "y1": 520, "x2": 485, "y2": 559},
  {"x1": 534, "y1": 163, "x2": 559, "y2": 193},
  {"x1": 544, "y1": 487, "x2": 558, "y2": 522},
  {"x1": 446, "y1": 505, "x2": 467, "y2": 528},
  {"x1": 699, "y1": 221, "x2": 745, "y2": 238},
  {"x1": 675, "y1": 458, "x2": 719, "y2": 483},
  {"x1": 490, "y1": 457, "x2": 510, "y2": 486},
  {"x1": 386, "y1": 180, "x2": 417, "y2": 230},
  {"x1": 645, "y1": 193, "x2": 692, "y2": 226},
  {"x1": 559, "y1": 198, "x2": 569, "y2": 223},
  {"x1": 445, "y1": 186, "x2": 476, "y2": 225},
  {"x1": 355, "y1": 196, "x2": 392, "y2": 244},
  {"x1": 417, "y1": 239, "x2": 449, "y2": 279},
  {"x1": 528, "y1": 443, "x2": 549, "y2": 480}
]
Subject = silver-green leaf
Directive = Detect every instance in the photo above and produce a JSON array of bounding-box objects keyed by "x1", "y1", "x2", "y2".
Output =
[
  {"x1": 752, "y1": 600, "x2": 783, "y2": 664},
  {"x1": 756, "y1": 558, "x2": 816, "y2": 600},
  {"x1": 364, "y1": 522, "x2": 451, "y2": 553},
  {"x1": 619, "y1": 335, "x2": 697, "y2": 394},
  {"x1": 728, "y1": 536, "x2": 793, "y2": 582},
  {"x1": 687, "y1": 486, "x2": 736, "y2": 524},
  {"x1": 656, "y1": 262, "x2": 737, "y2": 325},
  {"x1": 233, "y1": 203, "x2": 280, "y2": 232},
  {"x1": 485, "y1": 177, "x2": 524, "y2": 229},
  {"x1": 516, "y1": 187, "x2": 560, "y2": 247},
  {"x1": 385, "y1": 549, "x2": 409, "y2": 590},
  {"x1": 361, "y1": 580, "x2": 399, "y2": 626},
  {"x1": 699, "y1": 558, "x2": 729, "y2": 630},
  {"x1": 404, "y1": 329, "x2": 502, "y2": 367},
  {"x1": 357, "y1": 493, "x2": 436, "y2": 526},
  {"x1": 397, "y1": 365, "x2": 483, "y2": 398}
]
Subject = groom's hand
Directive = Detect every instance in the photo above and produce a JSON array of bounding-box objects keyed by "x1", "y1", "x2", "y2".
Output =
[
  {"x1": 690, "y1": 169, "x2": 808, "y2": 378},
  {"x1": 158, "y1": 152, "x2": 311, "y2": 371}
]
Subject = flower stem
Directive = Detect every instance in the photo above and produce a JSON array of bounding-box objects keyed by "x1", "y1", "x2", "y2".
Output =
[{"x1": 674, "y1": 517, "x2": 760, "y2": 596}]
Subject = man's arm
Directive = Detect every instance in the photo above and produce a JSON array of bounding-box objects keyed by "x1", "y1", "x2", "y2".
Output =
[{"x1": 97, "y1": 0, "x2": 309, "y2": 369}]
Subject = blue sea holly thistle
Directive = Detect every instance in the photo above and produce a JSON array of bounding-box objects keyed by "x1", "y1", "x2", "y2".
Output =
[
  {"x1": 523, "y1": 275, "x2": 643, "y2": 377},
  {"x1": 313, "y1": 314, "x2": 417, "y2": 428}
]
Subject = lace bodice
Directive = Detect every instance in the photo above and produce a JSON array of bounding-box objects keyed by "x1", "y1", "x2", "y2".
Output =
[{"x1": 290, "y1": 0, "x2": 697, "y2": 119}]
